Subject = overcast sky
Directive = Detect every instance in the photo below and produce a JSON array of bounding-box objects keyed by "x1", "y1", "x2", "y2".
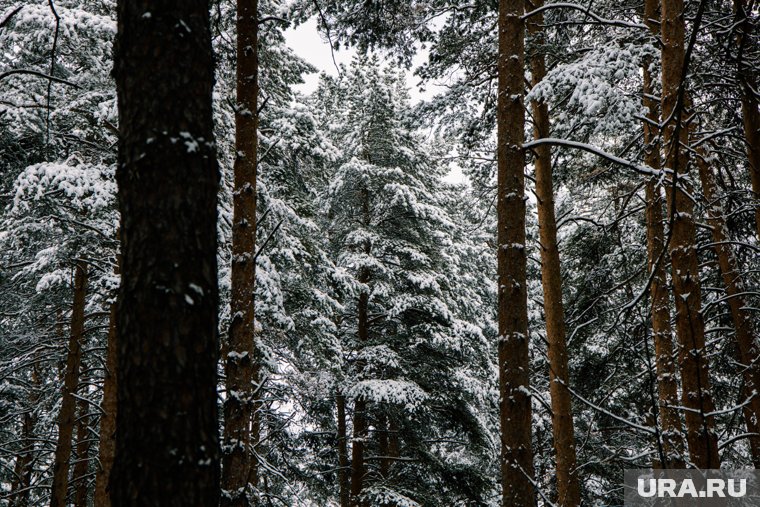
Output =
[
  {"x1": 283, "y1": 18, "x2": 437, "y2": 103},
  {"x1": 283, "y1": 18, "x2": 465, "y2": 183}
]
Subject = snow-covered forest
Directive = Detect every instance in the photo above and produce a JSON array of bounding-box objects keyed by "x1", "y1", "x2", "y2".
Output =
[{"x1": 0, "y1": 0, "x2": 758, "y2": 505}]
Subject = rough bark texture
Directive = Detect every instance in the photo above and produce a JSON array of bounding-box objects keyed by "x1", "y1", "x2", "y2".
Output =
[
  {"x1": 73, "y1": 396, "x2": 92, "y2": 507},
  {"x1": 733, "y1": 0, "x2": 760, "y2": 240},
  {"x1": 110, "y1": 0, "x2": 221, "y2": 505},
  {"x1": 498, "y1": 0, "x2": 534, "y2": 503},
  {"x1": 661, "y1": 0, "x2": 721, "y2": 468},
  {"x1": 337, "y1": 393, "x2": 350, "y2": 507},
  {"x1": 51, "y1": 261, "x2": 88, "y2": 507},
  {"x1": 222, "y1": 0, "x2": 260, "y2": 504},
  {"x1": 695, "y1": 147, "x2": 760, "y2": 466},
  {"x1": 527, "y1": 4, "x2": 580, "y2": 504},
  {"x1": 94, "y1": 294, "x2": 118, "y2": 507},
  {"x1": 642, "y1": 0, "x2": 687, "y2": 470}
]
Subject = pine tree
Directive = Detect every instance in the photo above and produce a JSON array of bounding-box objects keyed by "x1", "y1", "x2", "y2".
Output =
[
  {"x1": 497, "y1": 0, "x2": 534, "y2": 503},
  {"x1": 110, "y1": 0, "x2": 221, "y2": 504}
]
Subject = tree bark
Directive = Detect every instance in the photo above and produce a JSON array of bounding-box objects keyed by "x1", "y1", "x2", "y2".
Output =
[
  {"x1": 8, "y1": 413, "x2": 34, "y2": 507},
  {"x1": 223, "y1": 0, "x2": 260, "y2": 505},
  {"x1": 51, "y1": 261, "x2": 88, "y2": 507},
  {"x1": 695, "y1": 146, "x2": 760, "y2": 467},
  {"x1": 498, "y1": 0, "x2": 534, "y2": 503},
  {"x1": 732, "y1": 0, "x2": 760, "y2": 241},
  {"x1": 527, "y1": 3, "x2": 580, "y2": 504},
  {"x1": 642, "y1": 0, "x2": 687, "y2": 470},
  {"x1": 74, "y1": 396, "x2": 92, "y2": 507},
  {"x1": 337, "y1": 393, "x2": 350, "y2": 507},
  {"x1": 661, "y1": 0, "x2": 721, "y2": 468},
  {"x1": 350, "y1": 283, "x2": 369, "y2": 507},
  {"x1": 110, "y1": 0, "x2": 221, "y2": 504},
  {"x1": 378, "y1": 412, "x2": 390, "y2": 478},
  {"x1": 94, "y1": 293, "x2": 118, "y2": 507}
]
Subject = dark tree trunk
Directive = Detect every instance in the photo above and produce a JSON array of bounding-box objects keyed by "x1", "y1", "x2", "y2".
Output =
[
  {"x1": 223, "y1": 0, "x2": 260, "y2": 505},
  {"x1": 8, "y1": 413, "x2": 34, "y2": 507},
  {"x1": 498, "y1": 0, "x2": 534, "y2": 503},
  {"x1": 51, "y1": 261, "x2": 88, "y2": 507},
  {"x1": 642, "y1": 0, "x2": 687, "y2": 470},
  {"x1": 337, "y1": 393, "x2": 350, "y2": 507},
  {"x1": 349, "y1": 283, "x2": 369, "y2": 507},
  {"x1": 660, "y1": 0, "x2": 720, "y2": 468},
  {"x1": 110, "y1": 0, "x2": 221, "y2": 505}
]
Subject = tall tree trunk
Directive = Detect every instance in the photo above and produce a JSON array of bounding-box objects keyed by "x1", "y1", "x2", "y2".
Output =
[
  {"x1": 223, "y1": 0, "x2": 260, "y2": 504},
  {"x1": 9, "y1": 361, "x2": 40, "y2": 507},
  {"x1": 51, "y1": 261, "x2": 88, "y2": 507},
  {"x1": 337, "y1": 393, "x2": 350, "y2": 507},
  {"x1": 642, "y1": 0, "x2": 687, "y2": 470},
  {"x1": 350, "y1": 283, "x2": 369, "y2": 507},
  {"x1": 498, "y1": 0, "x2": 534, "y2": 503},
  {"x1": 695, "y1": 146, "x2": 760, "y2": 466},
  {"x1": 732, "y1": 0, "x2": 760, "y2": 240},
  {"x1": 110, "y1": 0, "x2": 221, "y2": 504},
  {"x1": 660, "y1": 0, "x2": 721, "y2": 468},
  {"x1": 8, "y1": 413, "x2": 34, "y2": 507},
  {"x1": 94, "y1": 291, "x2": 118, "y2": 507},
  {"x1": 527, "y1": 3, "x2": 580, "y2": 504},
  {"x1": 378, "y1": 412, "x2": 390, "y2": 478},
  {"x1": 388, "y1": 418, "x2": 400, "y2": 464},
  {"x1": 74, "y1": 396, "x2": 92, "y2": 507}
]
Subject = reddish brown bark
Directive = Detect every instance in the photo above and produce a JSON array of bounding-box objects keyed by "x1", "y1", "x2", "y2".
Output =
[
  {"x1": 51, "y1": 261, "x2": 88, "y2": 507},
  {"x1": 732, "y1": 0, "x2": 760, "y2": 240},
  {"x1": 695, "y1": 147, "x2": 760, "y2": 467},
  {"x1": 222, "y1": 0, "x2": 260, "y2": 505},
  {"x1": 642, "y1": 0, "x2": 687, "y2": 470},
  {"x1": 661, "y1": 0, "x2": 720, "y2": 468},
  {"x1": 73, "y1": 396, "x2": 92, "y2": 507},
  {"x1": 527, "y1": 2, "x2": 581, "y2": 503},
  {"x1": 498, "y1": 0, "x2": 534, "y2": 503},
  {"x1": 94, "y1": 294, "x2": 117, "y2": 507}
]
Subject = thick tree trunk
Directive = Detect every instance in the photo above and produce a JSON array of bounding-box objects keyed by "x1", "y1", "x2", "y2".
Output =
[
  {"x1": 110, "y1": 0, "x2": 221, "y2": 505},
  {"x1": 337, "y1": 393, "x2": 350, "y2": 507},
  {"x1": 350, "y1": 283, "x2": 369, "y2": 507},
  {"x1": 51, "y1": 261, "x2": 88, "y2": 507},
  {"x1": 223, "y1": 0, "x2": 260, "y2": 505},
  {"x1": 642, "y1": 0, "x2": 687, "y2": 470},
  {"x1": 498, "y1": 0, "x2": 534, "y2": 503},
  {"x1": 695, "y1": 147, "x2": 760, "y2": 467},
  {"x1": 94, "y1": 295, "x2": 118, "y2": 507},
  {"x1": 732, "y1": 0, "x2": 760, "y2": 240},
  {"x1": 527, "y1": 3, "x2": 580, "y2": 504},
  {"x1": 74, "y1": 396, "x2": 92, "y2": 507},
  {"x1": 661, "y1": 0, "x2": 721, "y2": 468}
]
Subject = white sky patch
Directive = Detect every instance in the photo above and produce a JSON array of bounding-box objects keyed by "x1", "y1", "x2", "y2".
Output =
[
  {"x1": 284, "y1": 17, "x2": 465, "y2": 184},
  {"x1": 284, "y1": 17, "x2": 439, "y2": 105}
]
